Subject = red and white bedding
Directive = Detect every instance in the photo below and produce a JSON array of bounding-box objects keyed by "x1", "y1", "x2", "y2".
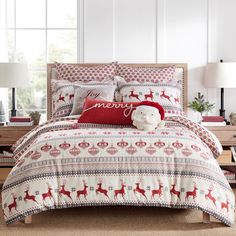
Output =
[{"x1": 1, "y1": 116, "x2": 235, "y2": 226}]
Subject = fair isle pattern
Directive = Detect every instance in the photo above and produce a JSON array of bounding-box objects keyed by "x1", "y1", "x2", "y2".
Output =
[
  {"x1": 2, "y1": 117, "x2": 234, "y2": 226},
  {"x1": 165, "y1": 116, "x2": 222, "y2": 158},
  {"x1": 11, "y1": 117, "x2": 78, "y2": 158},
  {"x1": 117, "y1": 81, "x2": 183, "y2": 116},
  {"x1": 116, "y1": 65, "x2": 175, "y2": 83},
  {"x1": 55, "y1": 62, "x2": 117, "y2": 82},
  {"x1": 11, "y1": 116, "x2": 221, "y2": 161},
  {"x1": 51, "y1": 81, "x2": 75, "y2": 118}
]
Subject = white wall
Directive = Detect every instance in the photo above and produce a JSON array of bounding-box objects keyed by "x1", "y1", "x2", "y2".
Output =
[
  {"x1": 0, "y1": 0, "x2": 9, "y2": 119},
  {"x1": 214, "y1": 0, "x2": 236, "y2": 118},
  {"x1": 79, "y1": 0, "x2": 236, "y2": 118}
]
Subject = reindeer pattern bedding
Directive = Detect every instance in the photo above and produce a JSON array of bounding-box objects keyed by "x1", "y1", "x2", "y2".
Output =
[{"x1": 1, "y1": 116, "x2": 235, "y2": 226}]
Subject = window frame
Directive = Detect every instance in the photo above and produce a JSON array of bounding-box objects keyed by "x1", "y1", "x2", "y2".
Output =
[{"x1": 6, "y1": 0, "x2": 78, "y2": 115}]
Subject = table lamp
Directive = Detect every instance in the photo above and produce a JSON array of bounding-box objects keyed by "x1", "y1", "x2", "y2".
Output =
[
  {"x1": 0, "y1": 63, "x2": 30, "y2": 117},
  {"x1": 204, "y1": 61, "x2": 236, "y2": 120}
]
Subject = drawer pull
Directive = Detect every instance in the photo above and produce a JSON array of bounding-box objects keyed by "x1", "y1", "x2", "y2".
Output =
[{"x1": 233, "y1": 135, "x2": 236, "y2": 138}]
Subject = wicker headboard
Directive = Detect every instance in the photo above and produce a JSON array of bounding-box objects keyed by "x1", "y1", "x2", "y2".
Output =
[{"x1": 47, "y1": 63, "x2": 188, "y2": 120}]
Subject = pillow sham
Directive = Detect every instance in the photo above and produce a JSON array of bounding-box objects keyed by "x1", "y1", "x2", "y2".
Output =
[
  {"x1": 78, "y1": 98, "x2": 140, "y2": 125},
  {"x1": 116, "y1": 79, "x2": 183, "y2": 116},
  {"x1": 70, "y1": 83, "x2": 116, "y2": 115},
  {"x1": 51, "y1": 80, "x2": 75, "y2": 118},
  {"x1": 116, "y1": 65, "x2": 175, "y2": 83},
  {"x1": 55, "y1": 62, "x2": 117, "y2": 82}
]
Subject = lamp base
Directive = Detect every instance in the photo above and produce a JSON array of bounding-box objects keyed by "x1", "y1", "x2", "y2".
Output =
[
  {"x1": 11, "y1": 88, "x2": 17, "y2": 117},
  {"x1": 11, "y1": 109, "x2": 17, "y2": 117},
  {"x1": 219, "y1": 108, "x2": 225, "y2": 119},
  {"x1": 219, "y1": 109, "x2": 230, "y2": 124}
]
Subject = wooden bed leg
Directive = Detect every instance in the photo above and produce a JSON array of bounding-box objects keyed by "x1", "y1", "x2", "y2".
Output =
[
  {"x1": 24, "y1": 216, "x2": 32, "y2": 224},
  {"x1": 202, "y1": 212, "x2": 210, "y2": 224}
]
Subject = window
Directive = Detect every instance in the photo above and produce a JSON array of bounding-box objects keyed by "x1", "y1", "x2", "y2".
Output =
[{"x1": 6, "y1": 0, "x2": 78, "y2": 121}]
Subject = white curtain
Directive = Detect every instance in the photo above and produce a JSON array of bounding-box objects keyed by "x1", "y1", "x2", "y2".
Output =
[{"x1": 0, "y1": 0, "x2": 9, "y2": 120}]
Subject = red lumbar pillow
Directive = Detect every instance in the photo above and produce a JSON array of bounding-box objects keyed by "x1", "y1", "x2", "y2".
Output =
[{"x1": 78, "y1": 98, "x2": 140, "y2": 125}]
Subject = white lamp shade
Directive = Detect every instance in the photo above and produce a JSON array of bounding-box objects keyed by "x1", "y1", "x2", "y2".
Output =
[
  {"x1": 204, "y1": 62, "x2": 236, "y2": 88},
  {"x1": 0, "y1": 63, "x2": 30, "y2": 88}
]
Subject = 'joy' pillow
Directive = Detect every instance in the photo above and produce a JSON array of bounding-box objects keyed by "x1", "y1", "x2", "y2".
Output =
[
  {"x1": 78, "y1": 98, "x2": 140, "y2": 125},
  {"x1": 70, "y1": 83, "x2": 116, "y2": 115}
]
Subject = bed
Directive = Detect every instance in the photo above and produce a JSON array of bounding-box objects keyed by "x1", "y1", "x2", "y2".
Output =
[{"x1": 1, "y1": 63, "x2": 235, "y2": 226}]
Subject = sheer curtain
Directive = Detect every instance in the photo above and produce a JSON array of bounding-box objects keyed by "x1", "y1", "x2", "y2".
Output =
[{"x1": 0, "y1": 0, "x2": 9, "y2": 120}]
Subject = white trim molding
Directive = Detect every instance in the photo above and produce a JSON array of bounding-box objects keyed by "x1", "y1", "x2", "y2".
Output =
[
  {"x1": 156, "y1": 0, "x2": 166, "y2": 63},
  {"x1": 207, "y1": 0, "x2": 217, "y2": 63},
  {"x1": 78, "y1": 0, "x2": 84, "y2": 63}
]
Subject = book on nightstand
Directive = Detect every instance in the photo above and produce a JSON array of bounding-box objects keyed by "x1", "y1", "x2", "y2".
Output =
[
  {"x1": 8, "y1": 121, "x2": 34, "y2": 126},
  {"x1": 9, "y1": 117, "x2": 32, "y2": 122},
  {"x1": 201, "y1": 116, "x2": 226, "y2": 126},
  {"x1": 222, "y1": 169, "x2": 236, "y2": 180},
  {"x1": 0, "y1": 151, "x2": 15, "y2": 163},
  {"x1": 8, "y1": 117, "x2": 33, "y2": 126},
  {"x1": 230, "y1": 146, "x2": 236, "y2": 162},
  {"x1": 202, "y1": 116, "x2": 224, "y2": 122}
]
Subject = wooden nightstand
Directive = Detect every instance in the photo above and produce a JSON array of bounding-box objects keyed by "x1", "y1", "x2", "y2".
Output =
[
  {"x1": 208, "y1": 125, "x2": 236, "y2": 186},
  {"x1": 0, "y1": 126, "x2": 34, "y2": 184}
]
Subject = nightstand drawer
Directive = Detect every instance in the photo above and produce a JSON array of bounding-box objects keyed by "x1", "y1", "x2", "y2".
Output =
[
  {"x1": 0, "y1": 130, "x2": 25, "y2": 145},
  {"x1": 0, "y1": 168, "x2": 12, "y2": 183},
  {"x1": 213, "y1": 130, "x2": 236, "y2": 145},
  {"x1": 0, "y1": 127, "x2": 33, "y2": 146}
]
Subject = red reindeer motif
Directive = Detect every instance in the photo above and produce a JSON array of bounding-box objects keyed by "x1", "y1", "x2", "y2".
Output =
[
  {"x1": 174, "y1": 96, "x2": 180, "y2": 104},
  {"x1": 133, "y1": 179, "x2": 147, "y2": 199},
  {"x1": 96, "y1": 179, "x2": 109, "y2": 198},
  {"x1": 114, "y1": 180, "x2": 126, "y2": 200},
  {"x1": 160, "y1": 90, "x2": 172, "y2": 103},
  {"x1": 151, "y1": 180, "x2": 163, "y2": 198},
  {"x1": 170, "y1": 181, "x2": 181, "y2": 199},
  {"x1": 77, "y1": 180, "x2": 88, "y2": 200},
  {"x1": 129, "y1": 89, "x2": 141, "y2": 101},
  {"x1": 69, "y1": 93, "x2": 74, "y2": 100},
  {"x1": 185, "y1": 182, "x2": 198, "y2": 201},
  {"x1": 144, "y1": 89, "x2": 154, "y2": 101},
  {"x1": 58, "y1": 93, "x2": 65, "y2": 102},
  {"x1": 8, "y1": 193, "x2": 17, "y2": 213},
  {"x1": 59, "y1": 180, "x2": 72, "y2": 200},
  {"x1": 221, "y1": 197, "x2": 230, "y2": 212},
  {"x1": 42, "y1": 183, "x2": 53, "y2": 201},
  {"x1": 24, "y1": 185, "x2": 38, "y2": 204},
  {"x1": 205, "y1": 185, "x2": 217, "y2": 207}
]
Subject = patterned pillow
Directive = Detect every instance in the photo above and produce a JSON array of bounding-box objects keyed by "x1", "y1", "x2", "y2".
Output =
[
  {"x1": 78, "y1": 98, "x2": 140, "y2": 125},
  {"x1": 55, "y1": 62, "x2": 117, "y2": 82},
  {"x1": 70, "y1": 83, "x2": 116, "y2": 115},
  {"x1": 51, "y1": 80, "x2": 76, "y2": 118},
  {"x1": 116, "y1": 79, "x2": 183, "y2": 116},
  {"x1": 116, "y1": 65, "x2": 175, "y2": 83}
]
